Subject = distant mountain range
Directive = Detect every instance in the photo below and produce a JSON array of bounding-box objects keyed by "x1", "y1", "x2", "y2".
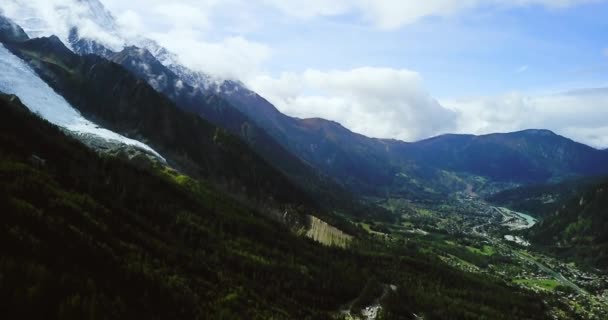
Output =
[{"x1": 224, "y1": 83, "x2": 608, "y2": 194}]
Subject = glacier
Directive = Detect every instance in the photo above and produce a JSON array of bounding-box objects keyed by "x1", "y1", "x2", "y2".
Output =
[{"x1": 0, "y1": 43, "x2": 164, "y2": 160}]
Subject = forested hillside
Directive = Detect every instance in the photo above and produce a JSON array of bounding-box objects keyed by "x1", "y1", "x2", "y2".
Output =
[
  {"x1": 529, "y1": 178, "x2": 608, "y2": 269},
  {"x1": 487, "y1": 176, "x2": 605, "y2": 217},
  {"x1": 0, "y1": 94, "x2": 550, "y2": 319},
  {"x1": 3, "y1": 36, "x2": 313, "y2": 209}
]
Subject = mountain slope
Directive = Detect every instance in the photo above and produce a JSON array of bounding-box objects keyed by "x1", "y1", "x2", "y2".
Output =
[
  {"x1": 528, "y1": 178, "x2": 608, "y2": 268},
  {"x1": 2, "y1": 35, "x2": 316, "y2": 213},
  {"x1": 0, "y1": 93, "x2": 550, "y2": 319},
  {"x1": 0, "y1": 93, "x2": 361, "y2": 319},
  {"x1": 221, "y1": 86, "x2": 402, "y2": 193},
  {"x1": 487, "y1": 176, "x2": 606, "y2": 218},
  {"x1": 66, "y1": 26, "x2": 397, "y2": 221},
  {"x1": 103, "y1": 45, "x2": 373, "y2": 218}
]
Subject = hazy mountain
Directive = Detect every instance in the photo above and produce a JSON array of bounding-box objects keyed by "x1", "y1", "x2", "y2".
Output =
[
  {"x1": 403, "y1": 129, "x2": 608, "y2": 182},
  {"x1": 223, "y1": 85, "x2": 608, "y2": 194}
]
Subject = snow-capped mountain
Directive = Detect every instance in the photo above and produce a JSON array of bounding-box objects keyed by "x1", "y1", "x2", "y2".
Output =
[
  {"x1": 1, "y1": 0, "x2": 124, "y2": 51},
  {"x1": 1, "y1": 0, "x2": 262, "y2": 160},
  {"x1": 0, "y1": 42, "x2": 163, "y2": 159},
  {"x1": 1, "y1": 0, "x2": 244, "y2": 94}
]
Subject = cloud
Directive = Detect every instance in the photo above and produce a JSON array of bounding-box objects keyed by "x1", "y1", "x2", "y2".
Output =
[
  {"x1": 1, "y1": 0, "x2": 128, "y2": 51},
  {"x1": 1, "y1": 0, "x2": 271, "y2": 80},
  {"x1": 2, "y1": 0, "x2": 125, "y2": 50},
  {"x1": 153, "y1": 33, "x2": 271, "y2": 80},
  {"x1": 249, "y1": 67, "x2": 458, "y2": 141},
  {"x1": 443, "y1": 89, "x2": 608, "y2": 148},
  {"x1": 260, "y1": 0, "x2": 352, "y2": 19},
  {"x1": 261, "y1": 0, "x2": 601, "y2": 30},
  {"x1": 515, "y1": 65, "x2": 529, "y2": 73},
  {"x1": 106, "y1": 0, "x2": 272, "y2": 79}
]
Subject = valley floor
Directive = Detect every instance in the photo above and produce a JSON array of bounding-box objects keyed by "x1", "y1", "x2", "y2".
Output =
[{"x1": 355, "y1": 193, "x2": 608, "y2": 319}]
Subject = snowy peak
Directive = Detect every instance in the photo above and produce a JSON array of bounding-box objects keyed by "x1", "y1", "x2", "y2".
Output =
[
  {"x1": 1, "y1": 0, "x2": 124, "y2": 52},
  {"x1": 3, "y1": 0, "x2": 238, "y2": 95}
]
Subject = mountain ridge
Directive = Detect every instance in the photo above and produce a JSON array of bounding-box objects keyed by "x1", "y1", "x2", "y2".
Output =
[
  {"x1": 2, "y1": 34, "x2": 323, "y2": 216},
  {"x1": 66, "y1": 36, "x2": 382, "y2": 220}
]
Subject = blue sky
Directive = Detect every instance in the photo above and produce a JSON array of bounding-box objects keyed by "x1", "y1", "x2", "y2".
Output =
[
  {"x1": 243, "y1": 1, "x2": 608, "y2": 98},
  {"x1": 4, "y1": 0, "x2": 608, "y2": 146}
]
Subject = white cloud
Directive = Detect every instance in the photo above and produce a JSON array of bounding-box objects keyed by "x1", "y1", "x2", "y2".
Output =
[
  {"x1": 261, "y1": 0, "x2": 601, "y2": 30},
  {"x1": 102, "y1": 0, "x2": 272, "y2": 79},
  {"x1": 260, "y1": 0, "x2": 352, "y2": 19},
  {"x1": 153, "y1": 32, "x2": 271, "y2": 80},
  {"x1": 2, "y1": 0, "x2": 125, "y2": 50},
  {"x1": 443, "y1": 89, "x2": 608, "y2": 148},
  {"x1": 249, "y1": 67, "x2": 457, "y2": 141},
  {"x1": 0, "y1": 0, "x2": 271, "y2": 80}
]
